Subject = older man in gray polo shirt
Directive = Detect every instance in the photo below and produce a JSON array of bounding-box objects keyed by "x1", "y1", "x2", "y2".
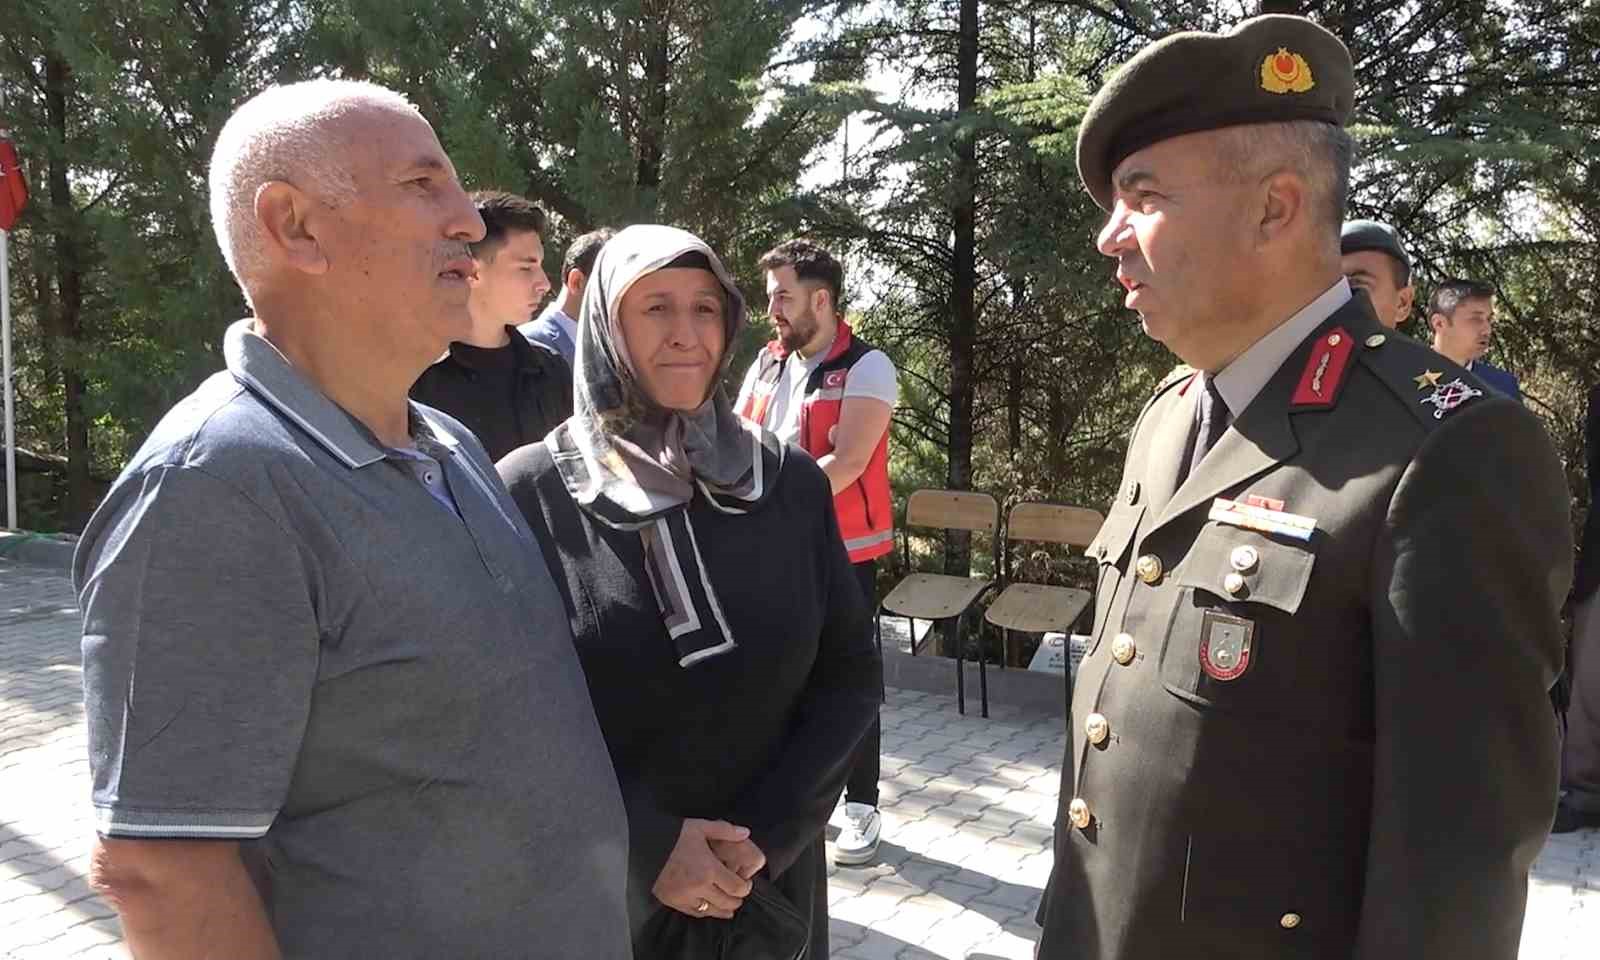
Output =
[{"x1": 74, "y1": 80, "x2": 629, "y2": 959}]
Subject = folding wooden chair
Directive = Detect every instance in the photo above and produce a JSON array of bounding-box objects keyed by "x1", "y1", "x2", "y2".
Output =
[
  {"x1": 986, "y1": 503, "x2": 1104, "y2": 708},
  {"x1": 880, "y1": 489, "x2": 1000, "y2": 716}
]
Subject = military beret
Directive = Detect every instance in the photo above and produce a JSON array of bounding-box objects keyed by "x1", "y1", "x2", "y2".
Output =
[
  {"x1": 1077, "y1": 15, "x2": 1356, "y2": 210},
  {"x1": 1340, "y1": 219, "x2": 1409, "y2": 271}
]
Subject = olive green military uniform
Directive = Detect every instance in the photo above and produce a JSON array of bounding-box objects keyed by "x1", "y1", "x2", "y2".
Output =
[{"x1": 1038, "y1": 14, "x2": 1573, "y2": 960}]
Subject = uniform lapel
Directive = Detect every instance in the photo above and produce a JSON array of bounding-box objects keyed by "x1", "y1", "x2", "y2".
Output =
[
  {"x1": 1141, "y1": 379, "x2": 1200, "y2": 521},
  {"x1": 1147, "y1": 335, "x2": 1308, "y2": 536}
]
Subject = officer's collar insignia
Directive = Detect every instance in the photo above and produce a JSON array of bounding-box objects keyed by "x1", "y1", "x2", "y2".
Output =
[
  {"x1": 1261, "y1": 48, "x2": 1315, "y2": 94},
  {"x1": 1290, "y1": 327, "x2": 1355, "y2": 409},
  {"x1": 1413, "y1": 369, "x2": 1443, "y2": 390},
  {"x1": 1419, "y1": 378, "x2": 1483, "y2": 420}
]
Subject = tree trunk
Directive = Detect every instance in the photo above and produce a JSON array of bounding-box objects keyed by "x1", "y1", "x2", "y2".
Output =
[
  {"x1": 940, "y1": 0, "x2": 980, "y2": 656},
  {"x1": 44, "y1": 51, "x2": 92, "y2": 529},
  {"x1": 636, "y1": 1, "x2": 671, "y2": 200}
]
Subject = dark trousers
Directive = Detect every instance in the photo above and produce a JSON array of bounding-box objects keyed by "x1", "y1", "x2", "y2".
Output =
[
  {"x1": 846, "y1": 560, "x2": 882, "y2": 808},
  {"x1": 1564, "y1": 591, "x2": 1600, "y2": 811}
]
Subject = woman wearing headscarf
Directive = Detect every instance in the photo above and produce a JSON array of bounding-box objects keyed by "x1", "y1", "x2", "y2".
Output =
[{"x1": 497, "y1": 224, "x2": 881, "y2": 959}]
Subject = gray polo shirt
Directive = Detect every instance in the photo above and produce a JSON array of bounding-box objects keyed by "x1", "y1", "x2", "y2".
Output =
[{"x1": 75, "y1": 320, "x2": 630, "y2": 959}]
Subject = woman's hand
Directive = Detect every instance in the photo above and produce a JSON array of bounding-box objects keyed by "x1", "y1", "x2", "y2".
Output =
[
  {"x1": 652, "y1": 819, "x2": 755, "y2": 920},
  {"x1": 709, "y1": 836, "x2": 767, "y2": 880}
]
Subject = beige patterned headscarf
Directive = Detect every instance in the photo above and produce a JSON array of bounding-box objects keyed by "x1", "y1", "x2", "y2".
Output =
[{"x1": 546, "y1": 224, "x2": 784, "y2": 666}]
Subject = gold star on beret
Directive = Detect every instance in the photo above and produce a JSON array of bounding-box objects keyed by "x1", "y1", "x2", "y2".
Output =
[{"x1": 1076, "y1": 15, "x2": 1356, "y2": 211}]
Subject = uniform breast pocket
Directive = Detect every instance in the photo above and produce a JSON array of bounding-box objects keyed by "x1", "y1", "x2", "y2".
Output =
[
  {"x1": 1159, "y1": 524, "x2": 1317, "y2": 713},
  {"x1": 1083, "y1": 502, "x2": 1143, "y2": 652}
]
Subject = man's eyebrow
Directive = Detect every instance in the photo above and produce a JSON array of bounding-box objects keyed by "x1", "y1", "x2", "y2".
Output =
[
  {"x1": 1116, "y1": 169, "x2": 1158, "y2": 192},
  {"x1": 397, "y1": 156, "x2": 451, "y2": 178}
]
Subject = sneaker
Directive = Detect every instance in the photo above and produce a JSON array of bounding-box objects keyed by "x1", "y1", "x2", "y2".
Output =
[
  {"x1": 1552, "y1": 798, "x2": 1600, "y2": 834},
  {"x1": 835, "y1": 802, "x2": 882, "y2": 865}
]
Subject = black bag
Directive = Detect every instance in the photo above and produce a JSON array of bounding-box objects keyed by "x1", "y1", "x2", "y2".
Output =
[{"x1": 635, "y1": 876, "x2": 809, "y2": 960}]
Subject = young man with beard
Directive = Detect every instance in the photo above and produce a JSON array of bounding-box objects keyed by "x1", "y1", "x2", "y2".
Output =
[
  {"x1": 735, "y1": 239, "x2": 897, "y2": 866},
  {"x1": 410, "y1": 190, "x2": 572, "y2": 459}
]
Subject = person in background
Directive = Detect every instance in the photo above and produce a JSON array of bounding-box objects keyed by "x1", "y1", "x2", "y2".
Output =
[
  {"x1": 1557, "y1": 382, "x2": 1600, "y2": 834},
  {"x1": 522, "y1": 226, "x2": 615, "y2": 367},
  {"x1": 1428, "y1": 278, "x2": 1522, "y2": 401},
  {"x1": 735, "y1": 238, "x2": 897, "y2": 867},
  {"x1": 410, "y1": 190, "x2": 571, "y2": 459},
  {"x1": 1037, "y1": 15, "x2": 1570, "y2": 959},
  {"x1": 1340, "y1": 219, "x2": 1414, "y2": 330},
  {"x1": 75, "y1": 80, "x2": 629, "y2": 959},
  {"x1": 498, "y1": 224, "x2": 881, "y2": 960}
]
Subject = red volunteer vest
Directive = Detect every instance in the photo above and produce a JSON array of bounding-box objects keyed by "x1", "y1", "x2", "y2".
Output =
[{"x1": 739, "y1": 322, "x2": 894, "y2": 563}]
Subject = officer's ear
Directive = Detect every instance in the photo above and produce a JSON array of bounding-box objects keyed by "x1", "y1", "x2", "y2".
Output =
[
  {"x1": 1255, "y1": 169, "x2": 1306, "y2": 248},
  {"x1": 1428, "y1": 310, "x2": 1449, "y2": 335},
  {"x1": 565, "y1": 268, "x2": 586, "y2": 298}
]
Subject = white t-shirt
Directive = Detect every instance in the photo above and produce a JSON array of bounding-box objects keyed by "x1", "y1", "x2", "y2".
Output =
[{"x1": 735, "y1": 335, "x2": 898, "y2": 446}]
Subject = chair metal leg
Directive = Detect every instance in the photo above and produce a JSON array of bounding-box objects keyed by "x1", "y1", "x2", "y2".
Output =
[
  {"x1": 874, "y1": 603, "x2": 885, "y2": 705},
  {"x1": 999, "y1": 627, "x2": 1009, "y2": 670},
  {"x1": 954, "y1": 614, "x2": 966, "y2": 716},
  {"x1": 907, "y1": 616, "x2": 918, "y2": 656},
  {"x1": 978, "y1": 616, "x2": 989, "y2": 719}
]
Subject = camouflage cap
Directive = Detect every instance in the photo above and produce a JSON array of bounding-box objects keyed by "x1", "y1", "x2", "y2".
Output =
[
  {"x1": 1076, "y1": 15, "x2": 1356, "y2": 211},
  {"x1": 1340, "y1": 219, "x2": 1409, "y2": 272}
]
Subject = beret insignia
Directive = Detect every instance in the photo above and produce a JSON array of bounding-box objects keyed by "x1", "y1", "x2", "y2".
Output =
[{"x1": 1261, "y1": 48, "x2": 1315, "y2": 94}]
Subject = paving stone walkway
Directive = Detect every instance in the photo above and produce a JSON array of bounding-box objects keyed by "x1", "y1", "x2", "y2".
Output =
[{"x1": 3, "y1": 560, "x2": 1597, "y2": 958}]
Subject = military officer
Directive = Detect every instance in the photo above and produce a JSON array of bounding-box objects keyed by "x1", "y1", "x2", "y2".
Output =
[{"x1": 1036, "y1": 15, "x2": 1571, "y2": 960}]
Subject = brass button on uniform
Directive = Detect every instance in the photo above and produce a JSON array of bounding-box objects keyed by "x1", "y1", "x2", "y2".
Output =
[
  {"x1": 1085, "y1": 713, "x2": 1110, "y2": 745},
  {"x1": 1068, "y1": 798, "x2": 1092, "y2": 829},
  {"x1": 1112, "y1": 633, "x2": 1136, "y2": 665},
  {"x1": 1135, "y1": 554, "x2": 1164, "y2": 584},
  {"x1": 1224, "y1": 572, "x2": 1247, "y2": 596},
  {"x1": 1280, "y1": 912, "x2": 1302, "y2": 929},
  {"x1": 1229, "y1": 545, "x2": 1259, "y2": 573},
  {"x1": 1326, "y1": 333, "x2": 1342, "y2": 347}
]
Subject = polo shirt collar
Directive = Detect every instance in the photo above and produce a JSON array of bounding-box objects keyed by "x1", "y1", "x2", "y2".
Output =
[{"x1": 225, "y1": 318, "x2": 457, "y2": 469}]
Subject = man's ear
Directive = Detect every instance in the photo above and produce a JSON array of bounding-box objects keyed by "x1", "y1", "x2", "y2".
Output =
[
  {"x1": 1395, "y1": 285, "x2": 1416, "y2": 326},
  {"x1": 1257, "y1": 170, "x2": 1305, "y2": 246},
  {"x1": 1429, "y1": 311, "x2": 1448, "y2": 335},
  {"x1": 255, "y1": 181, "x2": 328, "y2": 276},
  {"x1": 566, "y1": 268, "x2": 585, "y2": 298},
  {"x1": 811, "y1": 285, "x2": 832, "y2": 319},
  {"x1": 467, "y1": 255, "x2": 487, "y2": 288}
]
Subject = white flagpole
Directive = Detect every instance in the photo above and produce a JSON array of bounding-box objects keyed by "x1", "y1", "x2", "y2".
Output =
[{"x1": 1, "y1": 81, "x2": 16, "y2": 530}]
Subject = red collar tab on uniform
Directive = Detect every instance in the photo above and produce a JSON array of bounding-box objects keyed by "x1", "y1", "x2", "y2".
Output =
[{"x1": 1289, "y1": 327, "x2": 1354, "y2": 408}]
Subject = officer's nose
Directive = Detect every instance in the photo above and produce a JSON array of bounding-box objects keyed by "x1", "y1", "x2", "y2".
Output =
[{"x1": 1097, "y1": 202, "x2": 1136, "y2": 259}]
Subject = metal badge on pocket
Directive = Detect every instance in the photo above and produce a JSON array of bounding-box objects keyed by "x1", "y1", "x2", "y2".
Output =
[{"x1": 1199, "y1": 609, "x2": 1255, "y2": 681}]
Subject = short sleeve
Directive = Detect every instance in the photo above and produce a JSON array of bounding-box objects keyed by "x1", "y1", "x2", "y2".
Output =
[
  {"x1": 842, "y1": 350, "x2": 898, "y2": 407},
  {"x1": 76, "y1": 464, "x2": 319, "y2": 839},
  {"x1": 733, "y1": 360, "x2": 760, "y2": 418}
]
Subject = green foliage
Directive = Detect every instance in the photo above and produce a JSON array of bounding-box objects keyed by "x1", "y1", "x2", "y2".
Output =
[{"x1": 1, "y1": 0, "x2": 1596, "y2": 593}]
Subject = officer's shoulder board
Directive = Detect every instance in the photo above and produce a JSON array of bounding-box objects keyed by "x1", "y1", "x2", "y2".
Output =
[
  {"x1": 1349, "y1": 331, "x2": 1487, "y2": 429},
  {"x1": 1132, "y1": 363, "x2": 1197, "y2": 432}
]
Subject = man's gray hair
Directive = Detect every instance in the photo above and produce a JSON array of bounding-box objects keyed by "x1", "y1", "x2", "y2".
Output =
[
  {"x1": 208, "y1": 79, "x2": 423, "y2": 306},
  {"x1": 1214, "y1": 120, "x2": 1353, "y2": 235}
]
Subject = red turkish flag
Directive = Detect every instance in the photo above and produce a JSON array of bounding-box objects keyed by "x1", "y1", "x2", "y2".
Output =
[{"x1": 0, "y1": 135, "x2": 29, "y2": 232}]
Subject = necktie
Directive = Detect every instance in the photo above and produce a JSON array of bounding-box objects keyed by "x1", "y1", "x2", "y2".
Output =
[{"x1": 1181, "y1": 375, "x2": 1231, "y2": 486}]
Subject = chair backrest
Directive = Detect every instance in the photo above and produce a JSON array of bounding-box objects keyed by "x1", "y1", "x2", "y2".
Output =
[
  {"x1": 1007, "y1": 502, "x2": 1104, "y2": 549},
  {"x1": 906, "y1": 489, "x2": 1000, "y2": 535}
]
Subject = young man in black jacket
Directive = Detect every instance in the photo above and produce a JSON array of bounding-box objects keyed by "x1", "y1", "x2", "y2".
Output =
[{"x1": 412, "y1": 190, "x2": 571, "y2": 459}]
